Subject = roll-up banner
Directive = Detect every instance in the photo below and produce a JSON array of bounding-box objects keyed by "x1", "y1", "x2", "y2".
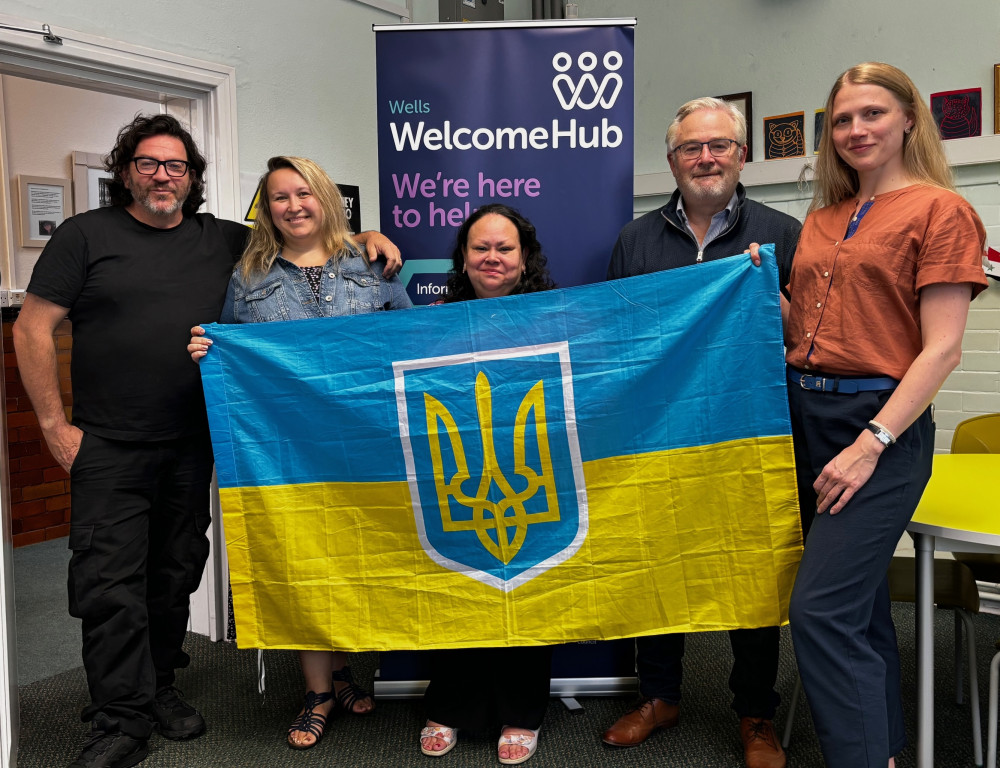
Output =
[{"x1": 375, "y1": 20, "x2": 636, "y2": 304}]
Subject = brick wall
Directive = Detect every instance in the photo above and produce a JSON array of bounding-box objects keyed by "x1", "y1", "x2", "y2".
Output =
[
  {"x1": 3, "y1": 314, "x2": 73, "y2": 547},
  {"x1": 935, "y1": 178, "x2": 1000, "y2": 450}
]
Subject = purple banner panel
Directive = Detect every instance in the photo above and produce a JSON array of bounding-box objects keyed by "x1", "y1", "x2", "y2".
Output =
[{"x1": 376, "y1": 22, "x2": 635, "y2": 304}]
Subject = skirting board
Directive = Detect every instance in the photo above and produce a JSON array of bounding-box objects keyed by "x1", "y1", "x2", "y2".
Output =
[{"x1": 373, "y1": 676, "x2": 638, "y2": 700}]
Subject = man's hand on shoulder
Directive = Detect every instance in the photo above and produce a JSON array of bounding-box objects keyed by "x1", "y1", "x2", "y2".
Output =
[{"x1": 356, "y1": 231, "x2": 402, "y2": 278}]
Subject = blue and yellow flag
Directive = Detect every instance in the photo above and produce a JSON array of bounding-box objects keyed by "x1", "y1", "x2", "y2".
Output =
[{"x1": 201, "y1": 247, "x2": 801, "y2": 651}]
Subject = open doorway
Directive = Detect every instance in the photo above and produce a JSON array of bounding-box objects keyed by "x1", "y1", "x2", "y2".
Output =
[
  {"x1": 0, "y1": 14, "x2": 240, "y2": 767},
  {"x1": 1, "y1": 73, "x2": 165, "y2": 688}
]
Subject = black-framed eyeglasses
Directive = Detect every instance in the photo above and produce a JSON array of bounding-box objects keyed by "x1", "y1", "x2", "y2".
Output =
[
  {"x1": 671, "y1": 139, "x2": 739, "y2": 161},
  {"x1": 132, "y1": 157, "x2": 190, "y2": 177}
]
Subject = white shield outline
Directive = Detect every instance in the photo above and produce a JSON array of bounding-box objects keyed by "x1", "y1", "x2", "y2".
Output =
[{"x1": 392, "y1": 341, "x2": 588, "y2": 592}]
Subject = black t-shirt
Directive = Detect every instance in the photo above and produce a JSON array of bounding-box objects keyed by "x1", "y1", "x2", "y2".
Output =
[{"x1": 26, "y1": 206, "x2": 249, "y2": 440}]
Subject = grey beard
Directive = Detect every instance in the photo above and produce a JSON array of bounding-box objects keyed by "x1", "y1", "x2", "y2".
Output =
[{"x1": 134, "y1": 188, "x2": 185, "y2": 218}]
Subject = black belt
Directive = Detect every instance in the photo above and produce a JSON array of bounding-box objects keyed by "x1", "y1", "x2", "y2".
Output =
[{"x1": 788, "y1": 369, "x2": 898, "y2": 394}]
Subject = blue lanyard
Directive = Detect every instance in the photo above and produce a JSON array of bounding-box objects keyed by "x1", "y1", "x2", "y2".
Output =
[{"x1": 845, "y1": 198, "x2": 875, "y2": 239}]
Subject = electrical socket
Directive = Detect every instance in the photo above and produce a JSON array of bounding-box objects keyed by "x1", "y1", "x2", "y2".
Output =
[{"x1": 1, "y1": 290, "x2": 26, "y2": 308}]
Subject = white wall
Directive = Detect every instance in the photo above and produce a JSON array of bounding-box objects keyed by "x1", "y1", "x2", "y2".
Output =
[
  {"x1": 5, "y1": 0, "x2": 406, "y2": 232},
  {"x1": 2, "y1": 75, "x2": 159, "y2": 287},
  {"x1": 567, "y1": 0, "x2": 1000, "y2": 175},
  {"x1": 7, "y1": 0, "x2": 998, "y2": 219},
  {"x1": 4, "y1": 0, "x2": 998, "y2": 446}
]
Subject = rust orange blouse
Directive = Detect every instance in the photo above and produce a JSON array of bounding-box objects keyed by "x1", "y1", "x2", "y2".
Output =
[{"x1": 785, "y1": 184, "x2": 988, "y2": 380}]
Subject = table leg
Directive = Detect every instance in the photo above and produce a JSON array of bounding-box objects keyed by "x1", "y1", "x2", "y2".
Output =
[
  {"x1": 915, "y1": 532, "x2": 935, "y2": 768},
  {"x1": 989, "y1": 651, "x2": 999, "y2": 768}
]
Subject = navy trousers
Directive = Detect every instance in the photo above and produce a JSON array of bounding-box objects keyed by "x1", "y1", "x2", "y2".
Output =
[
  {"x1": 636, "y1": 625, "x2": 781, "y2": 719},
  {"x1": 787, "y1": 381, "x2": 934, "y2": 767},
  {"x1": 68, "y1": 432, "x2": 214, "y2": 738}
]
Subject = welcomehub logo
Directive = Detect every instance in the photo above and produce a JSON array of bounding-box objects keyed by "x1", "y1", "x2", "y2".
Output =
[
  {"x1": 552, "y1": 50, "x2": 624, "y2": 110},
  {"x1": 385, "y1": 50, "x2": 626, "y2": 154}
]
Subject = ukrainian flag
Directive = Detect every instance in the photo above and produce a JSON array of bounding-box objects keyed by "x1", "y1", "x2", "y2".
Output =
[{"x1": 201, "y1": 246, "x2": 801, "y2": 651}]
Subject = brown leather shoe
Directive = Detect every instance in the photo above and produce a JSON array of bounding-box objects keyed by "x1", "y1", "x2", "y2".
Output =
[
  {"x1": 740, "y1": 717, "x2": 786, "y2": 768},
  {"x1": 601, "y1": 697, "x2": 679, "y2": 747}
]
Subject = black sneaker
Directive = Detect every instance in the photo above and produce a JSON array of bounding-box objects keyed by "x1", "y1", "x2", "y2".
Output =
[
  {"x1": 69, "y1": 730, "x2": 148, "y2": 768},
  {"x1": 151, "y1": 686, "x2": 206, "y2": 740}
]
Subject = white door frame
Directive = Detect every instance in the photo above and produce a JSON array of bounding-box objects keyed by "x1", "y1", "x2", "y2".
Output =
[{"x1": 0, "y1": 15, "x2": 240, "y2": 766}]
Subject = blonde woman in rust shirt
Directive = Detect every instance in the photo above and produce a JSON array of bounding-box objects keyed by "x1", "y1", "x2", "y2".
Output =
[{"x1": 776, "y1": 62, "x2": 987, "y2": 768}]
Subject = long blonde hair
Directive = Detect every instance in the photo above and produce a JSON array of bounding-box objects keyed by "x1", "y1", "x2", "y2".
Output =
[
  {"x1": 811, "y1": 62, "x2": 954, "y2": 211},
  {"x1": 239, "y1": 156, "x2": 356, "y2": 281}
]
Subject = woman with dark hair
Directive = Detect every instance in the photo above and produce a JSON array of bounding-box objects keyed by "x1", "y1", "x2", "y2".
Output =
[
  {"x1": 773, "y1": 62, "x2": 988, "y2": 767},
  {"x1": 418, "y1": 204, "x2": 555, "y2": 766},
  {"x1": 442, "y1": 203, "x2": 556, "y2": 302},
  {"x1": 190, "y1": 155, "x2": 410, "y2": 751}
]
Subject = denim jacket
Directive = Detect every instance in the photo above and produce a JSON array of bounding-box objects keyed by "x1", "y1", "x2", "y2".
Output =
[{"x1": 220, "y1": 245, "x2": 412, "y2": 323}]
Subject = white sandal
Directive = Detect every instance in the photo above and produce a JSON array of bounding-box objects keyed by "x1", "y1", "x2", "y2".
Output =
[
  {"x1": 420, "y1": 723, "x2": 458, "y2": 757},
  {"x1": 498, "y1": 726, "x2": 539, "y2": 765}
]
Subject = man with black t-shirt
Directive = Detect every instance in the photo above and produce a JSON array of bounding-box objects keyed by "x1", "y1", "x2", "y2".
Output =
[{"x1": 12, "y1": 115, "x2": 398, "y2": 768}]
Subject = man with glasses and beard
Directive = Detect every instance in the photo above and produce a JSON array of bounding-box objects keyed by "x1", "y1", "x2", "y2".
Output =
[
  {"x1": 13, "y1": 114, "x2": 398, "y2": 768},
  {"x1": 603, "y1": 97, "x2": 801, "y2": 768}
]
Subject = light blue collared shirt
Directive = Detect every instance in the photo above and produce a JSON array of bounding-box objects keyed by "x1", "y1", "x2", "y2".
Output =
[{"x1": 675, "y1": 190, "x2": 739, "y2": 252}]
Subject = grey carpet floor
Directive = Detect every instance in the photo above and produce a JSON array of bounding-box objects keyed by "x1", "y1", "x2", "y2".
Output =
[
  {"x1": 15, "y1": 605, "x2": 1000, "y2": 767},
  {"x1": 12, "y1": 537, "x2": 79, "y2": 686}
]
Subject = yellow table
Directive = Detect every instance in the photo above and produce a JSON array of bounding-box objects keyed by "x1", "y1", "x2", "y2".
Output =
[{"x1": 908, "y1": 453, "x2": 1000, "y2": 768}]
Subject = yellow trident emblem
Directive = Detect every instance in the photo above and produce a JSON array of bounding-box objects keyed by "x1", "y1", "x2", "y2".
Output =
[{"x1": 424, "y1": 371, "x2": 560, "y2": 564}]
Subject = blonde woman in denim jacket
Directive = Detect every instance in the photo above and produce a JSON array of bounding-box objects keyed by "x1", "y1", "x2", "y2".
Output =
[{"x1": 190, "y1": 156, "x2": 410, "y2": 751}]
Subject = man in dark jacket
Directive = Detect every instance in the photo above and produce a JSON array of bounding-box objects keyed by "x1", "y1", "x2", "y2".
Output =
[{"x1": 603, "y1": 97, "x2": 801, "y2": 768}]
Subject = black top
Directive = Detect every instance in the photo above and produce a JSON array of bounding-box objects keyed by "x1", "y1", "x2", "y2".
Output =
[
  {"x1": 26, "y1": 206, "x2": 249, "y2": 440},
  {"x1": 607, "y1": 183, "x2": 802, "y2": 293}
]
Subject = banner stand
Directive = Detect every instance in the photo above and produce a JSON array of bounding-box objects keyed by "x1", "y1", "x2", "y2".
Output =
[
  {"x1": 374, "y1": 18, "x2": 636, "y2": 303},
  {"x1": 373, "y1": 675, "x2": 638, "y2": 700},
  {"x1": 373, "y1": 637, "x2": 640, "y2": 699}
]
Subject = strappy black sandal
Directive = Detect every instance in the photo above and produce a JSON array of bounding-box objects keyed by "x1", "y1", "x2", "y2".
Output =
[
  {"x1": 287, "y1": 690, "x2": 333, "y2": 749},
  {"x1": 332, "y1": 666, "x2": 374, "y2": 714}
]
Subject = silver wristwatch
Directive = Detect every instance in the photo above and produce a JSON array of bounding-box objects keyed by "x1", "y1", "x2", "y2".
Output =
[{"x1": 866, "y1": 422, "x2": 894, "y2": 447}]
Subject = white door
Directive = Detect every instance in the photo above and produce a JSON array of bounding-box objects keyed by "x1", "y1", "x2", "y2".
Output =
[{"x1": 0, "y1": 14, "x2": 240, "y2": 766}]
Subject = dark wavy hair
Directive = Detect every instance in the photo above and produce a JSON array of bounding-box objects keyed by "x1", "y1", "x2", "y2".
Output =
[
  {"x1": 444, "y1": 204, "x2": 556, "y2": 302},
  {"x1": 104, "y1": 113, "x2": 207, "y2": 216}
]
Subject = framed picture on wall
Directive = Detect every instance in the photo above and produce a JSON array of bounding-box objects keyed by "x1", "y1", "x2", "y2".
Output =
[
  {"x1": 17, "y1": 175, "x2": 71, "y2": 248},
  {"x1": 763, "y1": 112, "x2": 806, "y2": 160},
  {"x1": 930, "y1": 87, "x2": 982, "y2": 139},
  {"x1": 716, "y1": 91, "x2": 753, "y2": 162},
  {"x1": 813, "y1": 109, "x2": 825, "y2": 153},
  {"x1": 73, "y1": 151, "x2": 113, "y2": 213}
]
